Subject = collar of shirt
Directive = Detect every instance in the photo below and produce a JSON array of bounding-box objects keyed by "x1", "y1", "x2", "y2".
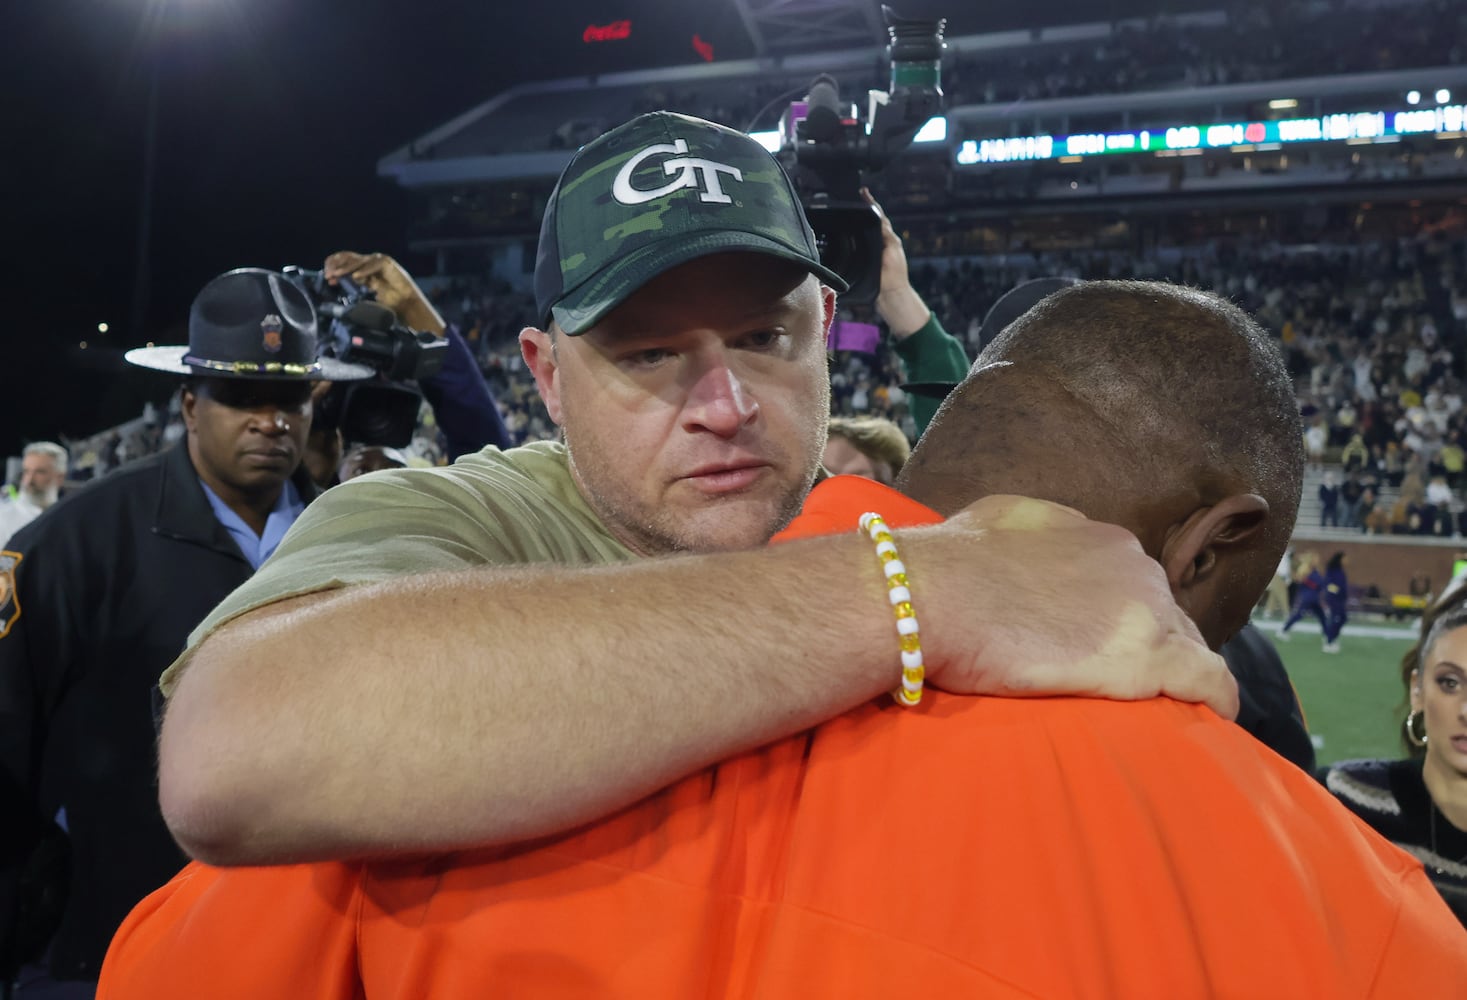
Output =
[{"x1": 197, "y1": 477, "x2": 305, "y2": 570}]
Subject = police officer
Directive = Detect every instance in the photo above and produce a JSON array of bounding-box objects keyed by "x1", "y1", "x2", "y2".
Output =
[{"x1": 0, "y1": 269, "x2": 370, "y2": 997}]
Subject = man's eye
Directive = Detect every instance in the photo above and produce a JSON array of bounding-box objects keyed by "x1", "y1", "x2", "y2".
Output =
[
  {"x1": 743, "y1": 330, "x2": 781, "y2": 350},
  {"x1": 628, "y1": 349, "x2": 672, "y2": 366}
]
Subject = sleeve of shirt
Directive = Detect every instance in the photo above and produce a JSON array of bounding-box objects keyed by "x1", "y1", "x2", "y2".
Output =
[
  {"x1": 418, "y1": 325, "x2": 514, "y2": 459},
  {"x1": 0, "y1": 526, "x2": 82, "y2": 974},
  {"x1": 158, "y1": 468, "x2": 532, "y2": 698},
  {"x1": 892, "y1": 313, "x2": 969, "y2": 436}
]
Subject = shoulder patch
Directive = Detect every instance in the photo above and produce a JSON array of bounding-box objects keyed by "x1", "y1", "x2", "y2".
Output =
[{"x1": 0, "y1": 550, "x2": 20, "y2": 638}]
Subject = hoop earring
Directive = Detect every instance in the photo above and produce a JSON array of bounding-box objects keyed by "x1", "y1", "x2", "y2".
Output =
[{"x1": 1405, "y1": 710, "x2": 1428, "y2": 748}]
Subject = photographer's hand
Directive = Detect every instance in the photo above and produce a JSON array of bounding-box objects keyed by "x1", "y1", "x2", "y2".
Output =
[
  {"x1": 862, "y1": 187, "x2": 931, "y2": 339},
  {"x1": 323, "y1": 251, "x2": 446, "y2": 336}
]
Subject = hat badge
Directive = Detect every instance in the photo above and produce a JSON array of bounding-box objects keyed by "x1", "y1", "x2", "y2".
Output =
[{"x1": 261, "y1": 314, "x2": 284, "y2": 354}]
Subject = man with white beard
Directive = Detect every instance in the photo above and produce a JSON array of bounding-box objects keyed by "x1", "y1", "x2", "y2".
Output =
[{"x1": 0, "y1": 443, "x2": 67, "y2": 546}]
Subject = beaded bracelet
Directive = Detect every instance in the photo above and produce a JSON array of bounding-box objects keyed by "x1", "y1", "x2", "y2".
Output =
[{"x1": 858, "y1": 512, "x2": 924, "y2": 706}]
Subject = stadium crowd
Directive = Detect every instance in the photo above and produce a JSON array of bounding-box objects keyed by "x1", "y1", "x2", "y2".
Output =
[{"x1": 51, "y1": 227, "x2": 1467, "y2": 544}]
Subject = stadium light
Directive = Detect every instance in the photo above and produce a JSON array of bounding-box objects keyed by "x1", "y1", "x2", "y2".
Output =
[
  {"x1": 1407, "y1": 90, "x2": 1421, "y2": 105},
  {"x1": 97, "y1": 322, "x2": 109, "y2": 333},
  {"x1": 1438, "y1": 89, "x2": 1453, "y2": 104},
  {"x1": 1268, "y1": 99, "x2": 1298, "y2": 110}
]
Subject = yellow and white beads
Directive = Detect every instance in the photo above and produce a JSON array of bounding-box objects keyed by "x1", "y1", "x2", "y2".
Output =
[{"x1": 859, "y1": 512, "x2": 924, "y2": 706}]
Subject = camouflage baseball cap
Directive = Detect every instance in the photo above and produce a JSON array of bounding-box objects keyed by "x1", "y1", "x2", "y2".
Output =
[{"x1": 534, "y1": 111, "x2": 848, "y2": 334}]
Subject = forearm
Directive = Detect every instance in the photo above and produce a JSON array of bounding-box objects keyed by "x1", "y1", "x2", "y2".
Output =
[
  {"x1": 877, "y1": 286, "x2": 931, "y2": 338},
  {"x1": 159, "y1": 534, "x2": 898, "y2": 864}
]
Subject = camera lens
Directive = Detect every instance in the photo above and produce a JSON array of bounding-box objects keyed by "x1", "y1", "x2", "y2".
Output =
[{"x1": 883, "y1": 6, "x2": 945, "y2": 93}]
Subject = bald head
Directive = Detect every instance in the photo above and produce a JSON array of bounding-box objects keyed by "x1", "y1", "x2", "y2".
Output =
[{"x1": 899, "y1": 281, "x2": 1303, "y2": 646}]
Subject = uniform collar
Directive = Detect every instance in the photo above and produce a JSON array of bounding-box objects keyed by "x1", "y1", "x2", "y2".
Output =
[{"x1": 153, "y1": 442, "x2": 318, "y2": 559}]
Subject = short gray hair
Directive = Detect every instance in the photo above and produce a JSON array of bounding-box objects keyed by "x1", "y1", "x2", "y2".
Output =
[{"x1": 23, "y1": 441, "x2": 69, "y2": 476}]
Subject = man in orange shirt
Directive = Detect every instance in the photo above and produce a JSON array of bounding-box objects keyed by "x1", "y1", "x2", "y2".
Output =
[{"x1": 100, "y1": 282, "x2": 1467, "y2": 998}]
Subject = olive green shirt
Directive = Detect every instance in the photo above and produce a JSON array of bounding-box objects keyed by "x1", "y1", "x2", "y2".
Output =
[{"x1": 158, "y1": 441, "x2": 633, "y2": 696}]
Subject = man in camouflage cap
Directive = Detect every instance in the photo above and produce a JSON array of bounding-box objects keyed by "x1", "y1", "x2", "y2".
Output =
[{"x1": 154, "y1": 112, "x2": 1229, "y2": 868}]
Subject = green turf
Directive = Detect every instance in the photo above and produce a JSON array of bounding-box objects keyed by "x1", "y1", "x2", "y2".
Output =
[{"x1": 1268, "y1": 630, "x2": 1417, "y2": 766}]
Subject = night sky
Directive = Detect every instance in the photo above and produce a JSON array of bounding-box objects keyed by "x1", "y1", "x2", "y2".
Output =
[{"x1": 6, "y1": 0, "x2": 1203, "y2": 458}]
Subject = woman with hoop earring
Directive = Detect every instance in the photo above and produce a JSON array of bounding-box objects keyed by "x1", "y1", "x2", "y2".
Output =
[{"x1": 1324, "y1": 597, "x2": 1467, "y2": 926}]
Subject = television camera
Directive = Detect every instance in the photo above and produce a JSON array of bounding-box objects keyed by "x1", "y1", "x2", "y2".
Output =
[
  {"x1": 775, "y1": 5, "x2": 947, "y2": 304},
  {"x1": 285, "y1": 266, "x2": 449, "y2": 449}
]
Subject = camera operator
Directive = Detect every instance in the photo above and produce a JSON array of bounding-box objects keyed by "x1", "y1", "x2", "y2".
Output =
[
  {"x1": 0, "y1": 269, "x2": 372, "y2": 997},
  {"x1": 321, "y1": 251, "x2": 513, "y2": 467}
]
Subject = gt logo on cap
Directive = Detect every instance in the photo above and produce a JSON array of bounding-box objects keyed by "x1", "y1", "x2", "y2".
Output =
[{"x1": 612, "y1": 138, "x2": 744, "y2": 206}]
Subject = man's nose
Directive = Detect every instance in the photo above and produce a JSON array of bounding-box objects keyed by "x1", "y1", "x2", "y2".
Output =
[
  {"x1": 252, "y1": 408, "x2": 294, "y2": 434},
  {"x1": 683, "y1": 355, "x2": 758, "y2": 437}
]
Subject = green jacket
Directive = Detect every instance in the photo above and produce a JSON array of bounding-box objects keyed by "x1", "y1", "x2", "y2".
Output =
[{"x1": 892, "y1": 312, "x2": 969, "y2": 435}]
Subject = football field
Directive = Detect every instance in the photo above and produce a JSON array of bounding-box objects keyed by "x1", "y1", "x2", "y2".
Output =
[{"x1": 1251, "y1": 619, "x2": 1419, "y2": 766}]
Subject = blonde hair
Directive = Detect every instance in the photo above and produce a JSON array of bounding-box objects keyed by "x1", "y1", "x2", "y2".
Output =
[{"x1": 827, "y1": 416, "x2": 912, "y2": 480}]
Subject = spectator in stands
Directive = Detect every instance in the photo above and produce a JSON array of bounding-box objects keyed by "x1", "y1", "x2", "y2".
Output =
[
  {"x1": 1319, "y1": 471, "x2": 1340, "y2": 528},
  {"x1": 1303, "y1": 417, "x2": 1328, "y2": 466},
  {"x1": 0, "y1": 269, "x2": 373, "y2": 996},
  {"x1": 98, "y1": 281, "x2": 1467, "y2": 998},
  {"x1": 1384, "y1": 441, "x2": 1407, "y2": 487},
  {"x1": 0, "y1": 443, "x2": 67, "y2": 546},
  {"x1": 1340, "y1": 432, "x2": 1369, "y2": 474},
  {"x1": 1427, "y1": 474, "x2": 1456, "y2": 523},
  {"x1": 151, "y1": 113, "x2": 1226, "y2": 878},
  {"x1": 1386, "y1": 472, "x2": 1425, "y2": 535},
  {"x1": 1322, "y1": 551, "x2": 1349, "y2": 654},
  {"x1": 1326, "y1": 598, "x2": 1467, "y2": 926},
  {"x1": 1438, "y1": 433, "x2": 1465, "y2": 488},
  {"x1": 1333, "y1": 399, "x2": 1358, "y2": 447},
  {"x1": 1359, "y1": 482, "x2": 1381, "y2": 535},
  {"x1": 821, "y1": 416, "x2": 909, "y2": 486},
  {"x1": 1341, "y1": 471, "x2": 1365, "y2": 529}
]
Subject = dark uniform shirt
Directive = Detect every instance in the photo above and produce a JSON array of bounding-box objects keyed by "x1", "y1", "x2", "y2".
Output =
[
  {"x1": 1221, "y1": 623, "x2": 1317, "y2": 773},
  {"x1": 0, "y1": 442, "x2": 316, "y2": 981}
]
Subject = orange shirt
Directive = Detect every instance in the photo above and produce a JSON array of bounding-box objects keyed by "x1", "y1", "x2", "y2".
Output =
[{"x1": 100, "y1": 478, "x2": 1467, "y2": 999}]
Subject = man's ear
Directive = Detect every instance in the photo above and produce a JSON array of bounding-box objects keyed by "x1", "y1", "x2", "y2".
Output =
[
  {"x1": 820, "y1": 285, "x2": 837, "y2": 341},
  {"x1": 519, "y1": 327, "x2": 565, "y2": 426},
  {"x1": 180, "y1": 387, "x2": 199, "y2": 435},
  {"x1": 1161, "y1": 493, "x2": 1271, "y2": 592}
]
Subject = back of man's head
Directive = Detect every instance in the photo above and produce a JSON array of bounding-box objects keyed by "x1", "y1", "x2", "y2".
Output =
[{"x1": 899, "y1": 280, "x2": 1303, "y2": 646}]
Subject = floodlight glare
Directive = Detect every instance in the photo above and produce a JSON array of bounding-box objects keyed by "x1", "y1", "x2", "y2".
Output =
[
  {"x1": 1407, "y1": 90, "x2": 1421, "y2": 105},
  {"x1": 1438, "y1": 89, "x2": 1453, "y2": 104}
]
